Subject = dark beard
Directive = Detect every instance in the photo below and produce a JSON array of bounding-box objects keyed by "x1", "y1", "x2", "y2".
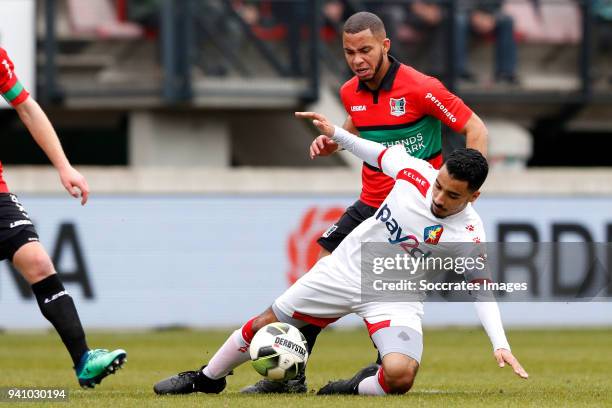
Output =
[
  {"x1": 372, "y1": 52, "x2": 385, "y2": 79},
  {"x1": 364, "y1": 52, "x2": 386, "y2": 85}
]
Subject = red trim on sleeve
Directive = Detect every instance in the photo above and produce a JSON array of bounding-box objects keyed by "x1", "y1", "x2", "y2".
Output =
[
  {"x1": 364, "y1": 319, "x2": 391, "y2": 336},
  {"x1": 377, "y1": 148, "x2": 389, "y2": 170},
  {"x1": 0, "y1": 47, "x2": 30, "y2": 107},
  {"x1": 396, "y1": 168, "x2": 430, "y2": 197},
  {"x1": 292, "y1": 311, "x2": 339, "y2": 328},
  {"x1": 10, "y1": 89, "x2": 29, "y2": 107}
]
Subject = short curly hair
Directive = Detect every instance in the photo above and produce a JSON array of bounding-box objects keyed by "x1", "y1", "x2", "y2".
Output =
[
  {"x1": 444, "y1": 148, "x2": 489, "y2": 192},
  {"x1": 343, "y1": 12, "x2": 386, "y2": 37}
]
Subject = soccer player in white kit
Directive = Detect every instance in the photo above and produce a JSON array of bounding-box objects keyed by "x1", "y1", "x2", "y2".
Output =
[{"x1": 153, "y1": 112, "x2": 528, "y2": 396}]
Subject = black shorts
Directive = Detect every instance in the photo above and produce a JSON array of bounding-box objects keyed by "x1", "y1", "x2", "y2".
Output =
[
  {"x1": 317, "y1": 199, "x2": 378, "y2": 253},
  {"x1": 0, "y1": 193, "x2": 40, "y2": 261}
]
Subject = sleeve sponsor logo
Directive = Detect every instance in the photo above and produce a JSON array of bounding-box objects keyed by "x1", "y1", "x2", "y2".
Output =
[
  {"x1": 396, "y1": 168, "x2": 430, "y2": 197},
  {"x1": 424, "y1": 92, "x2": 457, "y2": 123}
]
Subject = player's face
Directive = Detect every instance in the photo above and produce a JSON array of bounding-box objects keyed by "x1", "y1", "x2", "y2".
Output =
[
  {"x1": 430, "y1": 167, "x2": 480, "y2": 218},
  {"x1": 342, "y1": 29, "x2": 390, "y2": 85}
]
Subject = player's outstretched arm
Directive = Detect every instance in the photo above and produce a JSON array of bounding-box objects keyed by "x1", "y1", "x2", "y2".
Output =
[
  {"x1": 15, "y1": 97, "x2": 90, "y2": 205},
  {"x1": 297, "y1": 111, "x2": 337, "y2": 158},
  {"x1": 473, "y1": 301, "x2": 528, "y2": 379},
  {"x1": 296, "y1": 111, "x2": 384, "y2": 167},
  {"x1": 299, "y1": 113, "x2": 359, "y2": 159}
]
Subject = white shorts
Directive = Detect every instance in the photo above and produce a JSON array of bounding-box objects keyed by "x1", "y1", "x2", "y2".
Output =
[{"x1": 273, "y1": 255, "x2": 424, "y2": 335}]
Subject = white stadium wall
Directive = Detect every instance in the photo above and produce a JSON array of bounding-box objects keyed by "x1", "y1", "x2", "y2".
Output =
[{"x1": 0, "y1": 194, "x2": 611, "y2": 329}]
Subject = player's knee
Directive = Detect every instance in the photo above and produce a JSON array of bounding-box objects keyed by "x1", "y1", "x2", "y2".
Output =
[
  {"x1": 383, "y1": 367, "x2": 416, "y2": 394},
  {"x1": 23, "y1": 251, "x2": 54, "y2": 283},
  {"x1": 382, "y1": 355, "x2": 418, "y2": 394},
  {"x1": 251, "y1": 308, "x2": 278, "y2": 332}
]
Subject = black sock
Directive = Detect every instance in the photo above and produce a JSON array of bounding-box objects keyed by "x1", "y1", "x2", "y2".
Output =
[
  {"x1": 297, "y1": 324, "x2": 322, "y2": 380},
  {"x1": 300, "y1": 324, "x2": 322, "y2": 355},
  {"x1": 31, "y1": 274, "x2": 89, "y2": 367}
]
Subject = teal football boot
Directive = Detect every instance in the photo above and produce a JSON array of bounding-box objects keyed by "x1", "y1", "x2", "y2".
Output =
[{"x1": 76, "y1": 348, "x2": 127, "y2": 388}]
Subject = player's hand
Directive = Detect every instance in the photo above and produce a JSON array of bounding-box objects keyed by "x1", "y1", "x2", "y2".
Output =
[
  {"x1": 59, "y1": 166, "x2": 90, "y2": 205},
  {"x1": 494, "y1": 348, "x2": 529, "y2": 379},
  {"x1": 309, "y1": 135, "x2": 339, "y2": 159},
  {"x1": 295, "y1": 111, "x2": 335, "y2": 137}
]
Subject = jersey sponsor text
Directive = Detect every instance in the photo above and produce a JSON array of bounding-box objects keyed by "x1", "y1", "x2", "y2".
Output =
[{"x1": 424, "y1": 92, "x2": 457, "y2": 123}]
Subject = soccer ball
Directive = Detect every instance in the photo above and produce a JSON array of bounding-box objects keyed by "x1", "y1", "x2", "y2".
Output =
[{"x1": 249, "y1": 322, "x2": 308, "y2": 381}]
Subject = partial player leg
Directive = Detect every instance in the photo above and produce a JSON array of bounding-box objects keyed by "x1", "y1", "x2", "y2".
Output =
[
  {"x1": 14, "y1": 241, "x2": 89, "y2": 367},
  {"x1": 359, "y1": 352, "x2": 419, "y2": 395},
  {"x1": 318, "y1": 301, "x2": 423, "y2": 396},
  {"x1": 155, "y1": 256, "x2": 353, "y2": 395},
  {"x1": 240, "y1": 302, "x2": 324, "y2": 393},
  {"x1": 11, "y1": 238, "x2": 126, "y2": 388},
  {"x1": 317, "y1": 326, "x2": 422, "y2": 395},
  {"x1": 153, "y1": 307, "x2": 279, "y2": 395},
  {"x1": 240, "y1": 304, "x2": 330, "y2": 394},
  {"x1": 242, "y1": 201, "x2": 375, "y2": 394},
  {"x1": 241, "y1": 255, "x2": 351, "y2": 394}
]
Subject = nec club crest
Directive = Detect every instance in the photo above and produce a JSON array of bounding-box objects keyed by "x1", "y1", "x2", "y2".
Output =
[
  {"x1": 389, "y1": 97, "x2": 406, "y2": 117},
  {"x1": 424, "y1": 224, "x2": 444, "y2": 244}
]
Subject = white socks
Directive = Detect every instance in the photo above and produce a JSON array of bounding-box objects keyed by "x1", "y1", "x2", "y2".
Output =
[
  {"x1": 202, "y1": 318, "x2": 256, "y2": 379},
  {"x1": 357, "y1": 368, "x2": 388, "y2": 395}
]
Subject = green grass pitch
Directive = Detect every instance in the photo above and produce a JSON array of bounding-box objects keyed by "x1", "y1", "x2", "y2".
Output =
[{"x1": 0, "y1": 327, "x2": 610, "y2": 407}]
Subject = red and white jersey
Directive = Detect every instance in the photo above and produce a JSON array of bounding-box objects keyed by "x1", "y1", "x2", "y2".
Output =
[
  {"x1": 331, "y1": 144, "x2": 485, "y2": 285},
  {"x1": 0, "y1": 47, "x2": 31, "y2": 192}
]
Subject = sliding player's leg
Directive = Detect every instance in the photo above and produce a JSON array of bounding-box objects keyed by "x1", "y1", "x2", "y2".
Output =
[
  {"x1": 243, "y1": 200, "x2": 377, "y2": 394},
  {"x1": 154, "y1": 256, "x2": 353, "y2": 395},
  {"x1": 317, "y1": 303, "x2": 423, "y2": 395},
  {"x1": 153, "y1": 307, "x2": 279, "y2": 395}
]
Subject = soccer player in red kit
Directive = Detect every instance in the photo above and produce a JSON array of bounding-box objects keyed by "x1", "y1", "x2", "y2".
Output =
[{"x1": 0, "y1": 46, "x2": 126, "y2": 388}]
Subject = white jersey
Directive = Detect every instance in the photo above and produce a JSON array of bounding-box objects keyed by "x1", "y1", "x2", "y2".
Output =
[
  {"x1": 275, "y1": 129, "x2": 509, "y2": 351},
  {"x1": 331, "y1": 144, "x2": 486, "y2": 285}
]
